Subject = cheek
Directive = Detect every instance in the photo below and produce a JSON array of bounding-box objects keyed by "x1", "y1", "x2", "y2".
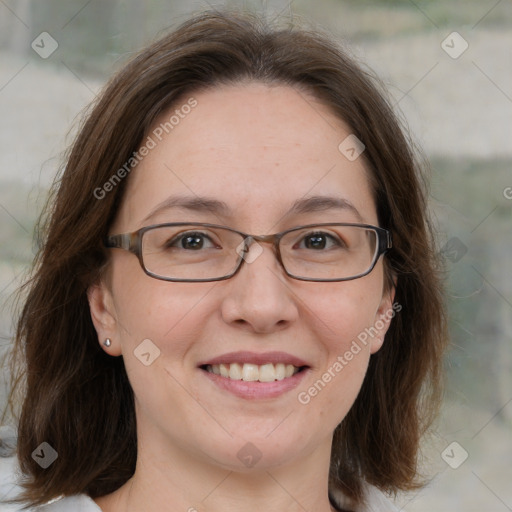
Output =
[
  {"x1": 110, "y1": 270, "x2": 213, "y2": 415},
  {"x1": 110, "y1": 257, "x2": 214, "y2": 359},
  {"x1": 294, "y1": 276, "x2": 384, "y2": 417},
  {"x1": 301, "y1": 273, "x2": 384, "y2": 351}
]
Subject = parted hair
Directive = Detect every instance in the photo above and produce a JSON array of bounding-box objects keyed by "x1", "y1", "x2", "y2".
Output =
[{"x1": 4, "y1": 8, "x2": 447, "y2": 509}]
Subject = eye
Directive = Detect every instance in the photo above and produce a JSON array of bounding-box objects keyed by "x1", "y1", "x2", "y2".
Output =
[
  {"x1": 167, "y1": 231, "x2": 218, "y2": 250},
  {"x1": 297, "y1": 231, "x2": 344, "y2": 250}
]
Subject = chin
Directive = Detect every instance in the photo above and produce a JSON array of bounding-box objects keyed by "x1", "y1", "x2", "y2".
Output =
[{"x1": 198, "y1": 430, "x2": 315, "y2": 473}]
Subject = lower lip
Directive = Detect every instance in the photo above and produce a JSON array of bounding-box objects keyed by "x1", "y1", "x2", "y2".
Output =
[{"x1": 200, "y1": 368, "x2": 310, "y2": 399}]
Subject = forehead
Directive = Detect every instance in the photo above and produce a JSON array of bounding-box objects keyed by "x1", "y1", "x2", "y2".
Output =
[{"x1": 115, "y1": 82, "x2": 377, "y2": 231}]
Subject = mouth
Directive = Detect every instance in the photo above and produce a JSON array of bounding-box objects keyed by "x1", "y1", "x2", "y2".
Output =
[
  {"x1": 201, "y1": 362, "x2": 306, "y2": 382},
  {"x1": 197, "y1": 351, "x2": 311, "y2": 399}
]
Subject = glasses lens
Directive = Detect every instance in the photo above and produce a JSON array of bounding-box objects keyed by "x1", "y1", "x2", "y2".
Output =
[
  {"x1": 280, "y1": 225, "x2": 378, "y2": 280},
  {"x1": 141, "y1": 225, "x2": 243, "y2": 280},
  {"x1": 140, "y1": 224, "x2": 380, "y2": 281}
]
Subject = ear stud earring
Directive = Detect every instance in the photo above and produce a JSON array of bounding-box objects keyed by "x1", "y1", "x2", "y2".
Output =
[{"x1": 103, "y1": 338, "x2": 112, "y2": 347}]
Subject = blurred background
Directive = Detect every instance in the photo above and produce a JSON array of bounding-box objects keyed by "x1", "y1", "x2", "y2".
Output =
[{"x1": 0, "y1": 0, "x2": 511, "y2": 510}]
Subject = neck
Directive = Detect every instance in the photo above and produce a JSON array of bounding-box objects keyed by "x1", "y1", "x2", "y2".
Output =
[{"x1": 94, "y1": 424, "x2": 337, "y2": 512}]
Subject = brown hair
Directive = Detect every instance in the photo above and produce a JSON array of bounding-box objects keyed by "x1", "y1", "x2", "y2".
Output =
[{"x1": 4, "y1": 8, "x2": 447, "y2": 509}]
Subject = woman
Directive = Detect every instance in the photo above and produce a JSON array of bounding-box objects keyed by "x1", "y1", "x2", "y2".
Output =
[{"x1": 4, "y1": 9, "x2": 447, "y2": 512}]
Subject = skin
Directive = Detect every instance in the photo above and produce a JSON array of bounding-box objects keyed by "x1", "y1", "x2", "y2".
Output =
[{"x1": 88, "y1": 82, "x2": 395, "y2": 512}]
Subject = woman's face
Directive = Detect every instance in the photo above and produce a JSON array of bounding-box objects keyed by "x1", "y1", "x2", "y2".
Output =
[{"x1": 89, "y1": 82, "x2": 394, "y2": 473}]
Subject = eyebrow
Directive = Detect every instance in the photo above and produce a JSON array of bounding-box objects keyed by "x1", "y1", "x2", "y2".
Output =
[{"x1": 142, "y1": 194, "x2": 364, "y2": 224}]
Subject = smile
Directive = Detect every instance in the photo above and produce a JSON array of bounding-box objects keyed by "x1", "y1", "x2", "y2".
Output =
[
  {"x1": 203, "y1": 362, "x2": 303, "y2": 382},
  {"x1": 198, "y1": 351, "x2": 311, "y2": 399}
]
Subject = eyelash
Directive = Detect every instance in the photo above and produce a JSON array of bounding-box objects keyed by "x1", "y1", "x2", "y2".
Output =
[{"x1": 166, "y1": 231, "x2": 344, "y2": 250}]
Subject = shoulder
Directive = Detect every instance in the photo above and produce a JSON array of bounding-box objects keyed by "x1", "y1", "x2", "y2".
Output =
[
  {"x1": 0, "y1": 455, "x2": 100, "y2": 512},
  {"x1": 361, "y1": 485, "x2": 399, "y2": 512},
  {"x1": 331, "y1": 484, "x2": 399, "y2": 512}
]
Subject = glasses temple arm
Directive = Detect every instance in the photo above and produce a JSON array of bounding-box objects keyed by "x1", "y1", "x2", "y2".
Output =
[
  {"x1": 379, "y1": 229, "x2": 392, "y2": 253},
  {"x1": 104, "y1": 233, "x2": 133, "y2": 250}
]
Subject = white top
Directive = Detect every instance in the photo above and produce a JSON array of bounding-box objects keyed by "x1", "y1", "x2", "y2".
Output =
[
  {"x1": 33, "y1": 495, "x2": 102, "y2": 511},
  {"x1": 1, "y1": 455, "x2": 398, "y2": 511},
  {"x1": 331, "y1": 486, "x2": 399, "y2": 512},
  {"x1": 33, "y1": 489, "x2": 398, "y2": 512}
]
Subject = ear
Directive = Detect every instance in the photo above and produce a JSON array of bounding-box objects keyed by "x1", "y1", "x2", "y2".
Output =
[
  {"x1": 369, "y1": 282, "x2": 397, "y2": 355},
  {"x1": 87, "y1": 281, "x2": 123, "y2": 356}
]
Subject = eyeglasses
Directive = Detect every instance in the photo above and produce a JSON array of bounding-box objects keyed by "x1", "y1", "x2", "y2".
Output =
[{"x1": 104, "y1": 222, "x2": 392, "y2": 282}]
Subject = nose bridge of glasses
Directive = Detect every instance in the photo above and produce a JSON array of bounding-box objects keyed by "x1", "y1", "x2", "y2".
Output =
[
  {"x1": 236, "y1": 233, "x2": 281, "y2": 266},
  {"x1": 242, "y1": 233, "x2": 281, "y2": 256},
  {"x1": 249, "y1": 233, "x2": 278, "y2": 245}
]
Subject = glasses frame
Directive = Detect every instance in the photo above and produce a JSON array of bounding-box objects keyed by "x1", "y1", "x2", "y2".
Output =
[{"x1": 104, "y1": 222, "x2": 392, "y2": 283}]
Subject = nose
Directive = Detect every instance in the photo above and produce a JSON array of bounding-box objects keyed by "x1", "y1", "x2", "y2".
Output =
[{"x1": 220, "y1": 240, "x2": 299, "y2": 334}]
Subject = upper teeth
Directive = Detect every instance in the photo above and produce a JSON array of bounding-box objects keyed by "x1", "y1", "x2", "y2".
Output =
[{"x1": 205, "y1": 363, "x2": 300, "y2": 382}]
